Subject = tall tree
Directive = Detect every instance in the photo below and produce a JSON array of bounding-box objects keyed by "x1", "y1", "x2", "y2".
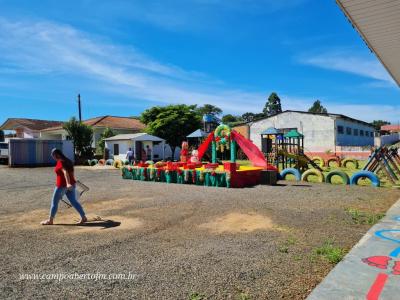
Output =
[
  {"x1": 63, "y1": 117, "x2": 94, "y2": 159},
  {"x1": 196, "y1": 104, "x2": 222, "y2": 117},
  {"x1": 141, "y1": 105, "x2": 202, "y2": 157},
  {"x1": 96, "y1": 127, "x2": 115, "y2": 155},
  {"x1": 0, "y1": 130, "x2": 4, "y2": 142},
  {"x1": 221, "y1": 114, "x2": 243, "y2": 124},
  {"x1": 263, "y1": 92, "x2": 282, "y2": 116},
  {"x1": 371, "y1": 120, "x2": 391, "y2": 131},
  {"x1": 308, "y1": 100, "x2": 328, "y2": 114},
  {"x1": 241, "y1": 112, "x2": 265, "y2": 123}
]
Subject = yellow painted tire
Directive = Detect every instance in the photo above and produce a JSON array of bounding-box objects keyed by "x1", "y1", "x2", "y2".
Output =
[
  {"x1": 312, "y1": 156, "x2": 325, "y2": 169},
  {"x1": 301, "y1": 169, "x2": 325, "y2": 183},
  {"x1": 113, "y1": 160, "x2": 123, "y2": 168},
  {"x1": 342, "y1": 158, "x2": 359, "y2": 169}
]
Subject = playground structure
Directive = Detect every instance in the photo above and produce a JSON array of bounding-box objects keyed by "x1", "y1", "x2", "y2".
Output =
[
  {"x1": 260, "y1": 127, "x2": 400, "y2": 188},
  {"x1": 261, "y1": 128, "x2": 322, "y2": 172},
  {"x1": 121, "y1": 124, "x2": 277, "y2": 188}
]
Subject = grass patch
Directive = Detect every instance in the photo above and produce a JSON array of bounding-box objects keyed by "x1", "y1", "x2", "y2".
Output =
[
  {"x1": 189, "y1": 292, "x2": 206, "y2": 300},
  {"x1": 345, "y1": 208, "x2": 385, "y2": 225},
  {"x1": 278, "y1": 237, "x2": 297, "y2": 253},
  {"x1": 237, "y1": 292, "x2": 251, "y2": 300},
  {"x1": 313, "y1": 240, "x2": 347, "y2": 264}
]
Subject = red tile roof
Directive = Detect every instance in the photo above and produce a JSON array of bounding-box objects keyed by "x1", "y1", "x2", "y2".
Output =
[
  {"x1": 381, "y1": 125, "x2": 400, "y2": 132},
  {"x1": 41, "y1": 116, "x2": 145, "y2": 132},
  {"x1": 0, "y1": 118, "x2": 64, "y2": 131}
]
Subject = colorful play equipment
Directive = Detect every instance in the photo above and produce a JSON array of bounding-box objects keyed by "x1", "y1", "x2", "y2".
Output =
[
  {"x1": 325, "y1": 170, "x2": 350, "y2": 185},
  {"x1": 301, "y1": 169, "x2": 325, "y2": 183},
  {"x1": 279, "y1": 168, "x2": 302, "y2": 181},
  {"x1": 121, "y1": 124, "x2": 277, "y2": 188},
  {"x1": 350, "y1": 170, "x2": 381, "y2": 187},
  {"x1": 261, "y1": 128, "x2": 322, "y2": 172},
  {"x1": 360, "y1": 146, "x2": 400, "y2": 185},
  {"x1": 342, "y1": 157, "x2": 359, "y2": 169}
]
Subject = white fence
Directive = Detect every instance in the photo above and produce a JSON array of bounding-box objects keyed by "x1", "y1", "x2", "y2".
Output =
[{"x1": 375, "y1": 133, "x2": 400, "y2": 147}]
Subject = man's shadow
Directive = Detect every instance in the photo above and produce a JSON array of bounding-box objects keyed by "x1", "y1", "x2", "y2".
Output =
[{"x1": 55, "y1": 217, "x2": 121, "y2": 229}]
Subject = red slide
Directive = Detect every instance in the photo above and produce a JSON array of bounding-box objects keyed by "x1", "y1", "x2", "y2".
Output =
[
  {"x1": 231, "y1": 130, "x2": 276, "y2": 170},
  {"x1": 197, "y1": 132, "x2": 214, "y2": 161}
]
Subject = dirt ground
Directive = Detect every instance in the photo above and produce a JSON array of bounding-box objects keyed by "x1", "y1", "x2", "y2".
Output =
[{"x1": 0, "y1": 165, "x2": 399, "y2": 299}]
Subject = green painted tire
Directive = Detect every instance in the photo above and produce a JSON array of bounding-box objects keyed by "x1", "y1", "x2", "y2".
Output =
[
  {"x1": 312, "y1": 156, "x2": 325, "y2": 168},
  {"x1": 325, "y1": 170, "x2": 350, "y2": 185},
  {"x1": 342, "y1": 158, "x2": 359, "y2": 169},
  {"x1": 301, "y1": 169, "x2": 325, "y2": 182}
]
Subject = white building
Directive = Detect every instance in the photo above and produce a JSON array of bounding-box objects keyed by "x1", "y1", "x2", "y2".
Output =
[
  {"x1": 104, "y1": 133, "x2": 180, "y2": 161},
  {"x1": 250, "y1": 110, "x2": 376, "y2": 153}
]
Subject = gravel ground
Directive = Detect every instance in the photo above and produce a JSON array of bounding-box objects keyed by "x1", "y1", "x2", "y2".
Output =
[{"x1": 1, "y1": 165, "x2": 399, "y2": 299}]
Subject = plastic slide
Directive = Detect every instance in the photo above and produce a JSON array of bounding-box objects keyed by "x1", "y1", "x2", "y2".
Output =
[
  {"x1": 197, "y1": 132, "x2": 214, "y2": 161},
  {"x1": 231, "y1": 130, "x2": 275, "y2": 169}
]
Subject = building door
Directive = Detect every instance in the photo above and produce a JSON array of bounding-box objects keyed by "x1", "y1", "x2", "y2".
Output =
[
  {"x1": 135, "y1": 141, "x2": 142, "y2": 160},
  {"x1": 113, "y1": 144, "x2": 119, "y2": 156}
]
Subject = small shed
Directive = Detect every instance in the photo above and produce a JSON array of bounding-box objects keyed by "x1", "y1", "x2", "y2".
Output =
[{"x1": 104, "y1": 133, "x2": 166, "y2": 161}]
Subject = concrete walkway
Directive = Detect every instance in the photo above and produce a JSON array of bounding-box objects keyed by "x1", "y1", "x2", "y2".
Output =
[{"x1": 308, "y1": 199, "x2": 400, "y2": 300}]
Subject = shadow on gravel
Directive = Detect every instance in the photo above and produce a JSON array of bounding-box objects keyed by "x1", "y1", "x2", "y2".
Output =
[{"x1": 55, "y1": 220, "x2": 121, "y2": 229}]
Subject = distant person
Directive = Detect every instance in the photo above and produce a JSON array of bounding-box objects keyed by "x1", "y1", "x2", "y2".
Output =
[
  {"x1": 41, "y1": 149, "x2": 87, "y2": 225},
  {"x1": 141, "y1": 147, "x2": 146, "y2": 162},
  {"x1": 126, "y1": 147, "x2": 134, "y2": 164},
  {"x1": 146, "y1": 145, "x2": 152, "y2": 160}
]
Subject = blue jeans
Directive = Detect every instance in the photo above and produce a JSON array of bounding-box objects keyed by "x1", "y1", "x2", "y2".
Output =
[{"x1": 50, "y1": 186, "x2": 86, "y2": 218}]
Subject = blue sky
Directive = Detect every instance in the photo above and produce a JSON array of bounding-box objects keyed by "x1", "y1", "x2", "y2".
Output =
[{"x1": 0, "y1": 0, "x2": 399, "y2": 123}]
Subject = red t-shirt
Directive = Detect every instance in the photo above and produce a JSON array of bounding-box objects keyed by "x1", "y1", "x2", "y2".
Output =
[{"x1": 55, "y1": 160, "x2": 76, "y2": 187}]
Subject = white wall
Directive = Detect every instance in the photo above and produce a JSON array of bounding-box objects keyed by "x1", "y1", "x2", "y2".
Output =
[
  {"x1": 376, "y1": 133, "x2": 400, "y2": 147},
  {"x1": 250, "y1": 112, "x2": 336, "y2": 152}
]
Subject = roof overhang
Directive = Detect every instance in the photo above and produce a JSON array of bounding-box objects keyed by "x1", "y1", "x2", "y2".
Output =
[{"x1": 336, "y1": 0, "x2": 400, "y2": 86}]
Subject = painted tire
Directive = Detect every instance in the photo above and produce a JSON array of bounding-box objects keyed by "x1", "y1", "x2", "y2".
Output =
[
  {"x1": 85, "y1": 159, "x2": 91, "y2": 166},
  {"x1": 326, "y1": 157, "x2": 341, "y2": 167},
  {"x1": 325, "y1": 170, "x2": 350, "y2": 185},
  {"x1": 301, "y1": 169, "x2": 325, "y2": 183},
  {"x1": 123, "y1": 159, "x2": 129, "y2": 165},
  {"x1": 342, "y1": 158, "x2": 359, "y2": 169},
  {"x1": 280, "y1": 168, "x2": 302, "y2": 181},
  {"x1": 312, "y1": 156, "x2": 325, "y2": 168},
  {"x1": 350, "y1": 171, "x2": 380, "y2": 187},
  {"x1": 105, "y1": 159, "x2": 114, "y2": 166},
  {"x1": 113, "y1": 160, "x2": 123, "y2": 168},
  {"x1": 98, "y1": 159, "x2": 105, "y2": 166},
  {"x1": 90, "y1": 159, "x2": 98, "y2": 166}
]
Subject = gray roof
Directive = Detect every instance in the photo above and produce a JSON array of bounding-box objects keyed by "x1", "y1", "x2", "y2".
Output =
[
  {"x1": 104, "y1": 133, "x2": 165, "y2": 142},
  {"x1": 187, "y1": 129, "x2": 207, "y2": 138}
]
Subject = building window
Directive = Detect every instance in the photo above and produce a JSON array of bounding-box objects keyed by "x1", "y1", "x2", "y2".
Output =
[
  {"x1": 113, "y1": 144, "x2": 119, "y2": 155},
  {"x1": 371, "y1": 132, "x2": 374, "y2": 137},
  {"x1": 365, "y1": 131, "x2": 369, "y2": 137},
  {"x1": 353, "y1": 129, "x2": 359, "y2": 136},
  {"x1": 337, "y1": 126, "x2": 344, "y2": 134},
  {"x1": 360, "y1": 130, "x2": 364, "y2": 136},
  {"x1": 346, "y1": 127, "x2": 352, "y2": 135}
]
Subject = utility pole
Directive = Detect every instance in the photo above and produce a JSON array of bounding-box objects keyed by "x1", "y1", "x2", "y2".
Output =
[{"x1": 77, "y1": 94, "x2": 82, "y2": 122}]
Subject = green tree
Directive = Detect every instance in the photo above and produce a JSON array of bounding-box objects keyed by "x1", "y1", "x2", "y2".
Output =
[
  {"x1": 63, "y1": 117, "x2": 94, "y2": 158},
  {"x1": 371, "y1": 120, "x2": 391, "y2": 131},
  {"x1": 0, "y1": 130, "x2": 4, "y2": 142},
  {"x1": 263, "y1": 92, "x2": 282, "y2": 116},
  {"x1": 141, "y1": 105, "x2": 202, "y2": 157},
  {"x1": 195, "y1": 104, "x2": 222, "y2": 117},
  {"x1": 308, "y1": 100, "x2": 328, "y2": 114},
  {"x1": 221, "y1": 114, "x2": 243, "y2": 124},
  {"x1": 96, "y1": 127, "x2": 115, "y2": 155}
]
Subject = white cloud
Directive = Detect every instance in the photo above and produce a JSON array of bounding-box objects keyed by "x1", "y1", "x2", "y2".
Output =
[
  {"x1": 298, "y1": 50, "x2": 396, "y2": 85},
  {"x1": 0, "y1": 18, "x2": 399, "y2": 122}
]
